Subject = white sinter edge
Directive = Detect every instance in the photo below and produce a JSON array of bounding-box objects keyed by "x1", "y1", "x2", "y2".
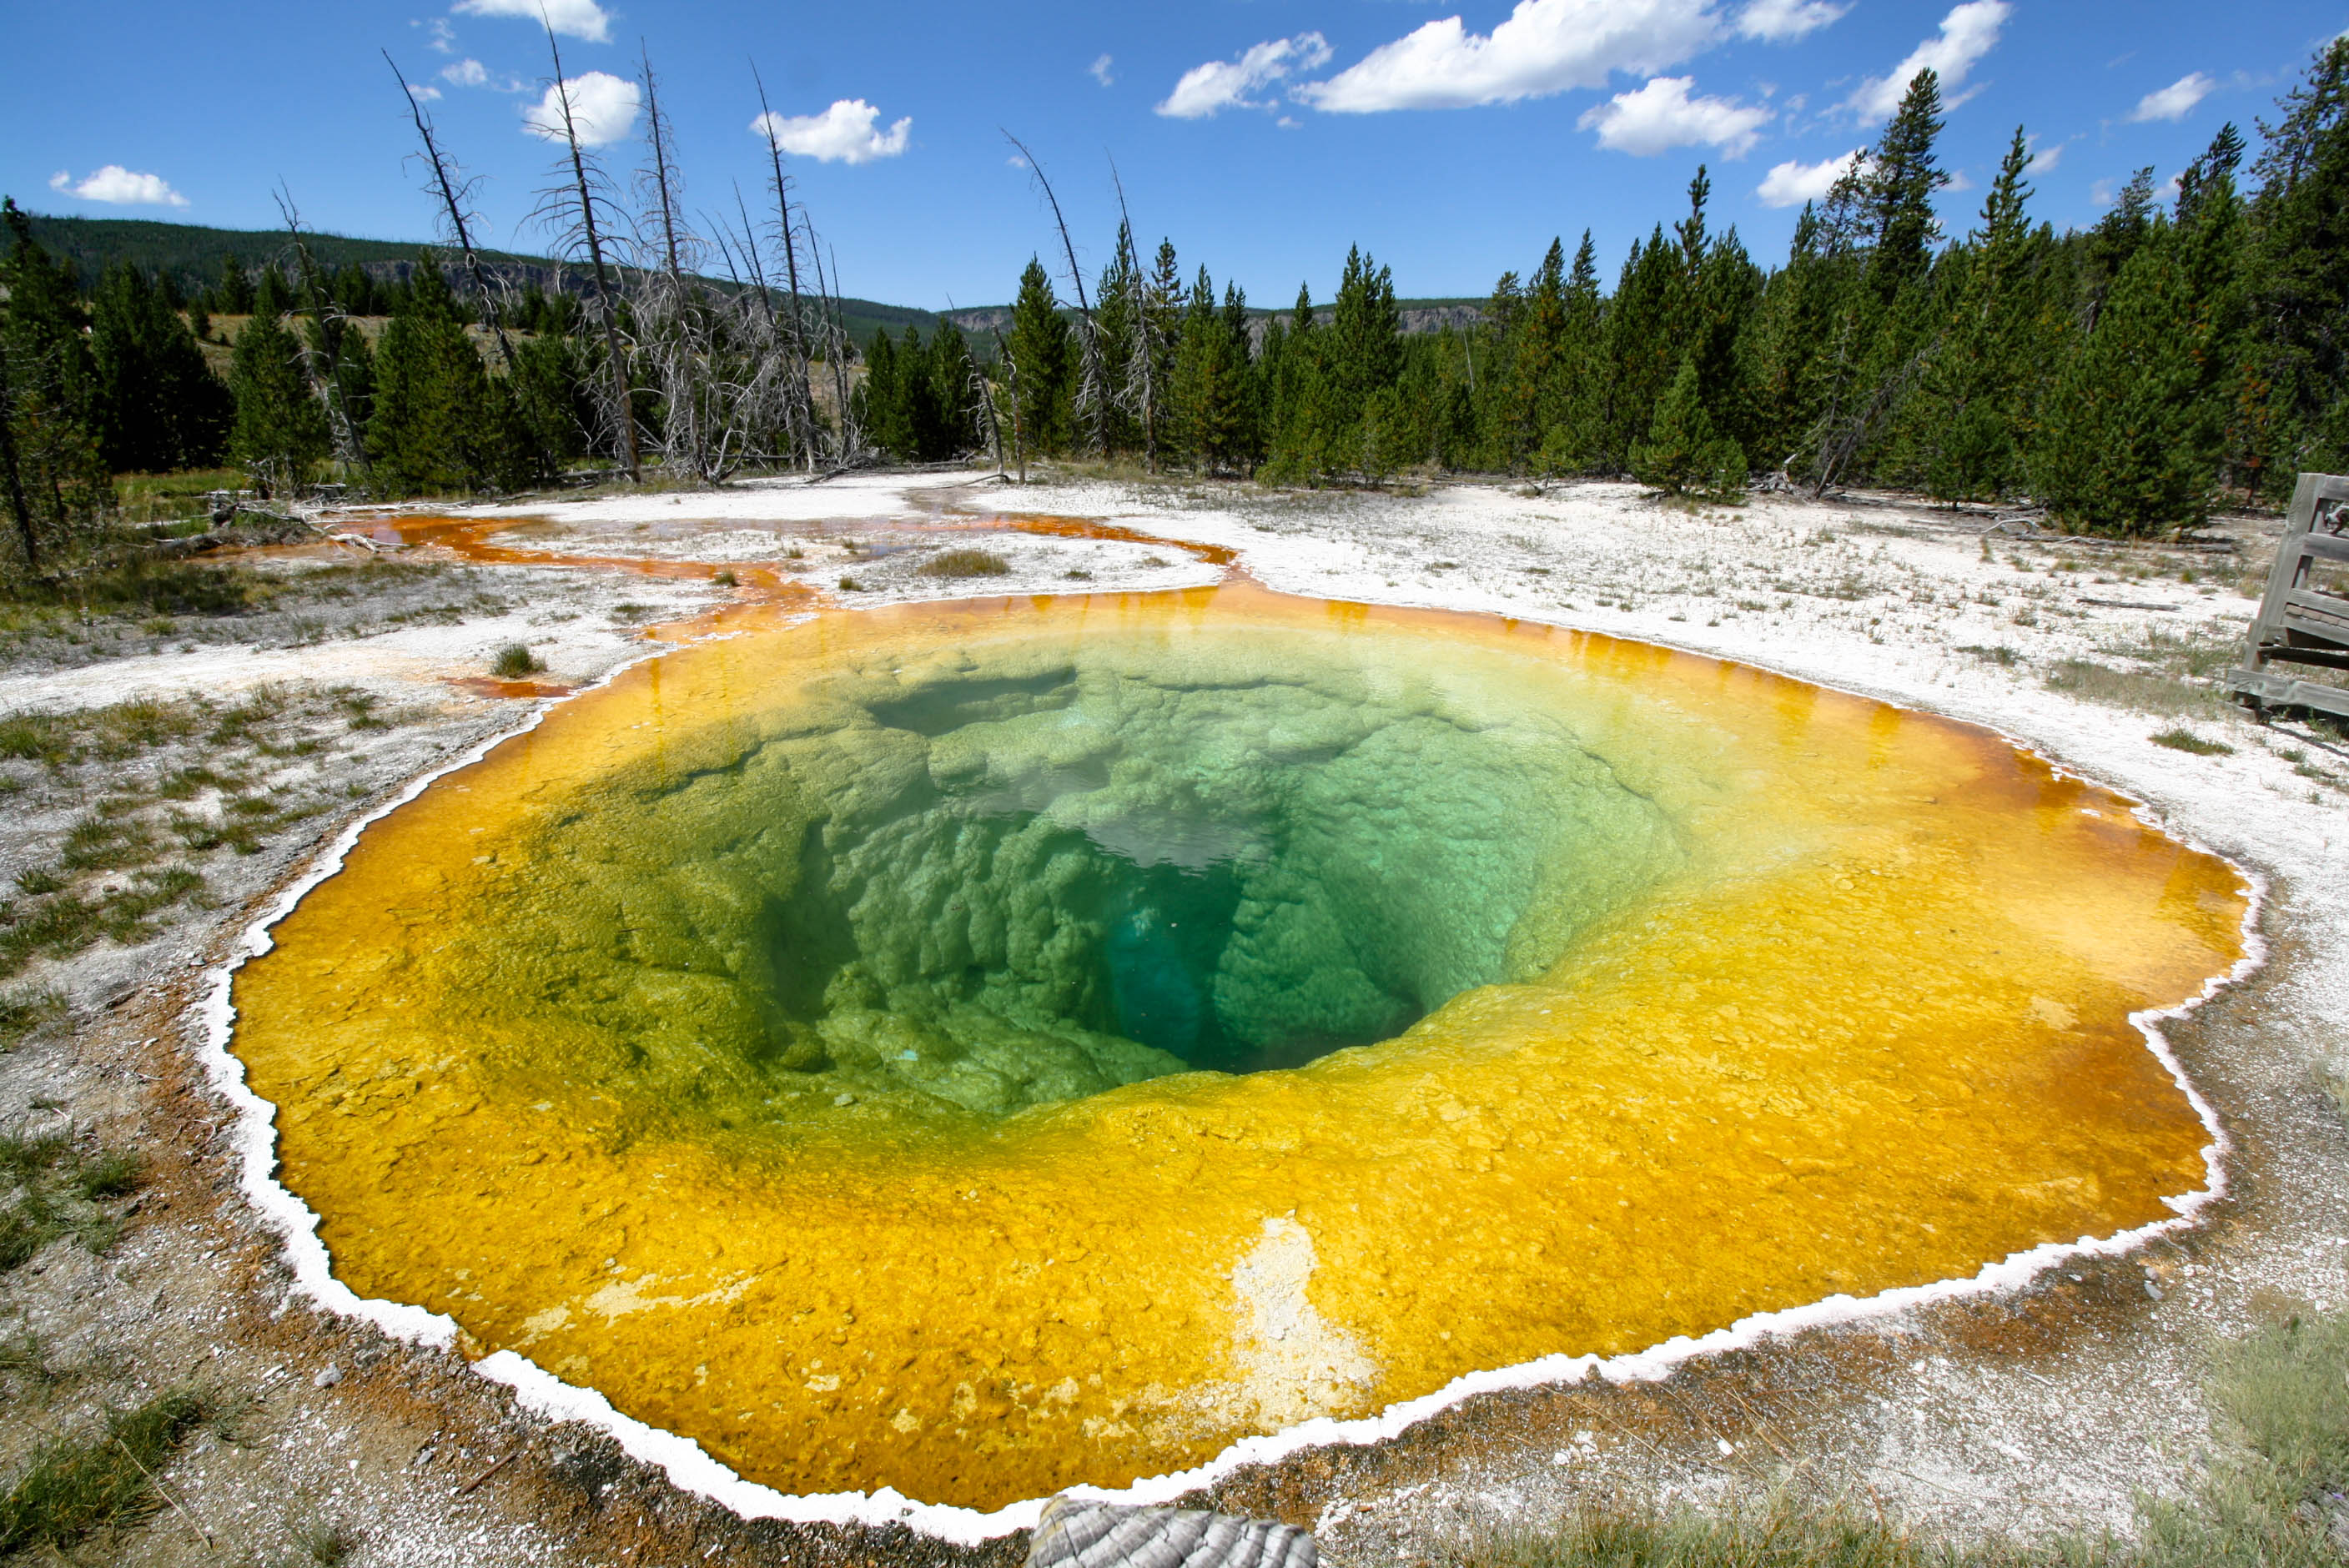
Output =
[{"x1": 189, "y1": 581, "x2": 2268, "y2": 1550}]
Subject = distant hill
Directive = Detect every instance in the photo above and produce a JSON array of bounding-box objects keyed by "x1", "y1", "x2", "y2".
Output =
[
  {"x1": 18, "y1": 211, "x2": 943, "y2": 346},
  {"x1": 18, "y1": 213, "x2": 1485, "y2": 346}
]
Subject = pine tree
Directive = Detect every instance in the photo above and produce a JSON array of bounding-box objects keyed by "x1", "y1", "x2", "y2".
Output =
[
  {"x1": 1602, "y1": 229, "x2": 1684, "y2": 470},
  {"x1": 365, "y1": 258, "x2": 504, "y2": 495},
  {"x1": 2032, "y1": 226, "x2": 2212, "y2": 535},
  {"x1": 1325, "y1": 246, "x2": 1401, "y2": 476},
  {"x1": 1911, "y1": 128, "x2": 2037, "y2": 500},
  {"x1": 2246, "y1": 37, "x2": 2349, "y2": 492},
  {"x1": 0, "y1": 199, "x2": 109, "y2": 571},
  {"x1": 90, "y1": 262, "x2": 232, "y2": 472},
  {"x1": 855, "y1": 328, "x2": 908, "y2": 459},
  {"x1": 1859, "y1": 69, "x2": 1951, "y2": 294},
  {"x1": 1504, "y1": 240, "x2": 1567, "y2": 470},
  {"x1": 928, "y1": 322, "x2": 978, "y2": 460},
  {"x1": 2082, "y1": 167, "x2": 2157, "y2": 325},
  {"x1": 1005, "y1": 257, "x2": 1073, "y2": 455},
  {"x1": 216, "y1": 253, "x2": 255, "y2": 316},
  {"x1": 251, "y1": 265, "x2": 292, "y2": 323},
  {"x1": 1632, "y1": 355, "x2": 1744, "y2": 498},
  {"x1": 1264, "y1": 280, "x2": 1327, "y2": 482},
  {"x1": 228, "y1": 306, "x2": 327, "y2": 497},
  {"x1": 1093, "y1": 226, "x2": 1139, "y2": 457}
]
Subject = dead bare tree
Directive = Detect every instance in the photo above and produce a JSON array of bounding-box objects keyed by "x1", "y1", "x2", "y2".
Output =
[
  {"x1": 630, "y1": 45, "x2": 718, "y2": 481},
  {"x1": 1003, "y1": 133, "x2": 1106, "y2": 456},
  {"x1": 994, "y1": 329, "x2": 1027, "y2": 483},
  {"x1": 806, "y1": 238, "x2": 863, "y2": 468},
  {"x1": 529, "y1": 19, "x2": 641, "y2": 481},
  {"x1": 383, "y1": 51, "x2": 516, "y2": 374},
  {"x1": 751, "y1": 67, "x2": 819, "y2": 470},
  {"x1": 272, "y1": 187, "x2": 371, "y2": 483},
  {"x1": 1108, "y1": 165, "x2": 1162, "y2": 474}
]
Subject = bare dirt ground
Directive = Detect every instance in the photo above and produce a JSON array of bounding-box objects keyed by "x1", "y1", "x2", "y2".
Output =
[{"x1": 2, "y1": 470, "x2": 2343, "y2": 1566}]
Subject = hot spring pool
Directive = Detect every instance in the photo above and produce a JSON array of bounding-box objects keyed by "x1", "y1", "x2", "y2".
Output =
[{"x1": 228, "y1": 581, "x2": 2246, "y2": 1512}]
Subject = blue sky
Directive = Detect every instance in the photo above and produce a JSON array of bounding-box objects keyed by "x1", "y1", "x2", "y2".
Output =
[{"x1": 7, "y1": 1, "x2": 2345, "y2": 309}]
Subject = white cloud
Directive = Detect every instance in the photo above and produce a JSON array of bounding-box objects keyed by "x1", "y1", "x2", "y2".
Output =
[
  {"x1": 2026, "y1": 134, "x2": 2064, "y2": 173},
  {"x1": 1296, "y1": 0, "x2": 1720, "y2": 113},
  {"x1": 1756, "y1": 148, "x2": 1861, "y2": 206},
  {"x1": 1737, "y1": 0, "x2": 1848, "y2": 42},
  {"x1": 1845, "y1": 0, "x2": 2009, "y2": 123},
  {"x1": 522, "y1": 72, "x2": 641, "y2": 146},
  {"x1": 1578, "y1": 75, "x2": 1771, "y2": 157},
  {"x1": 2130, "y1": 72, "x2": 2215, "y2": 122},
  {"x1": 48, "y1": 165, "x2": 189, "y2": 207},
  {"x1": 1090, "y1": 53, "x2": 1114, "y2": 87},
  {"x1": 451, "y1": 0, "x2": 610, "y2": 43},
  {"x1": 1157, "y1": 33, "x2": 1331, "y2": 118},
  {"x1": 424, "y1": 18, "x2": 456, "y2": 53},
  {"x1": 443, "y1": 54, "x2": 524, "y2": 91},
  {"x1": 750, "y1": 100, "x2": 912, "y2": 164},
  {"x1": 408, "y1": 82, "x2": 445, "y2": 101}
]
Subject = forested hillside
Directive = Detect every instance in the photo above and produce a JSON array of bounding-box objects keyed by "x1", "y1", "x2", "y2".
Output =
[{"x1": 22, "y1": 214, "x2": 941, "y2": 349}]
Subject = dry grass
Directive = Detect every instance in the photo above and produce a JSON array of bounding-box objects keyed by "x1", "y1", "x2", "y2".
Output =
[
  {"x1": 2044, "y1": 659, "x2": 2228, "y2": 721},
  {"x1": 918, "y1": 548, "x2": 1014, "y2": 578}
]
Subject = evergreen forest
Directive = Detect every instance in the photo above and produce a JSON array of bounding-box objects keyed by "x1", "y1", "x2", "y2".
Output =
[{"x1": 4, "y1": 35, "x2": 2347, "y2": 585}]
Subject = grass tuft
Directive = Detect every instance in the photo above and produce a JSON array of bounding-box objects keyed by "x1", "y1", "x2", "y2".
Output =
[
  {"x1": 2151, "y1": 727, "x2": 2235, "y2": 756},
  {"x1": 918, "y1": 548, "x2": 1014, "y2": 579},
  {"x1": 490, "y1": 643, "x2": 544, "y2": 679}
]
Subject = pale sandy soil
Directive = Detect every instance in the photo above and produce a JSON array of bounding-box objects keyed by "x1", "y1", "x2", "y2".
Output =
[{"x1": 2, "y1": 469, "x2": 2343, "y2": 1566}]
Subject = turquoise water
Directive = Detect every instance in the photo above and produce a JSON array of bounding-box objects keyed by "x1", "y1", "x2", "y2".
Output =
[{"x1": 735, "y1": 650, "x2": 1683, "y2": 1111}]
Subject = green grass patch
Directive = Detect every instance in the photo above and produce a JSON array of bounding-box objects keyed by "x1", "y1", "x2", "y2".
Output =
[
  {"x1": 490, "y1": 643, "x2": 544, "y2": 679},
  {"x1": 0, "y1": 986, "x2": 66, "y2": 1049},
  {"x1": 0, "y1": 1130, "x2": 143, "y2": 1271},
  {"x1": 2151, "y1": 727, "x2": 2235, "y2": 756},
  {"x1": 0, "y1": 1387, "x2": 210, "y2": 1555},
  {"x1": 2045, "y1": 659, "x2": 2226, "y2": 721}
]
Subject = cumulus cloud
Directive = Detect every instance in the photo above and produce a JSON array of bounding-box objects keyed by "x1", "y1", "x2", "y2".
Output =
[
  {"x1": 1090, "y1": 53, "x2": 1114, "y2": 87},
  {"x1": 1737, "y1": 0, "x2": 1847, "y2": 42},
  {"x1": 407, "y1": 82, "x2": 445, "y2": 101},
  {"x1": 48, "y1": 165, "x2": 189, "y2": 207},
  {"x1": 444, "y1": 56, "x2": 523, "y2": 88},
  {"x1": 2130, "y1": 72, "x2": 2215, "y2": 122},
  {"x1": 1845, "y1": 0, "x2": 2009, "y2": 122},
  {"x1": 522, "y1": 72, "x2": 641, "y2": 146},
  {"x1": 1298, "y1": 0, "x2": 1720, "y2": 113},
  {"x1": 1756, "y1": 148, "x2": 1861, "y2": 206},
  {"x1": 424, "y1": 18, "x2": 456, "y2": 52},
  {"x1": 751, "y1": 100, "x2": 912, "y2": 164},
  {"x1": 1579, "y1": 75, "x2": 1770, "y2": 157},
  {"x1": 2026, "y1": 134, "x2": 2065, "y2": 173},
  {"x1": 1158, "y1": 33, "x2": 1331, "y2": 118},
  {"x1": 452, "y1": 0, "x2": 610, "y2": 43}
]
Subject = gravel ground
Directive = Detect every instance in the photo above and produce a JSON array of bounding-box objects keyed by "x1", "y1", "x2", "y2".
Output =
[{"x1": 1, "y1": 468, "x2": 2342, "y2": 1566}]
